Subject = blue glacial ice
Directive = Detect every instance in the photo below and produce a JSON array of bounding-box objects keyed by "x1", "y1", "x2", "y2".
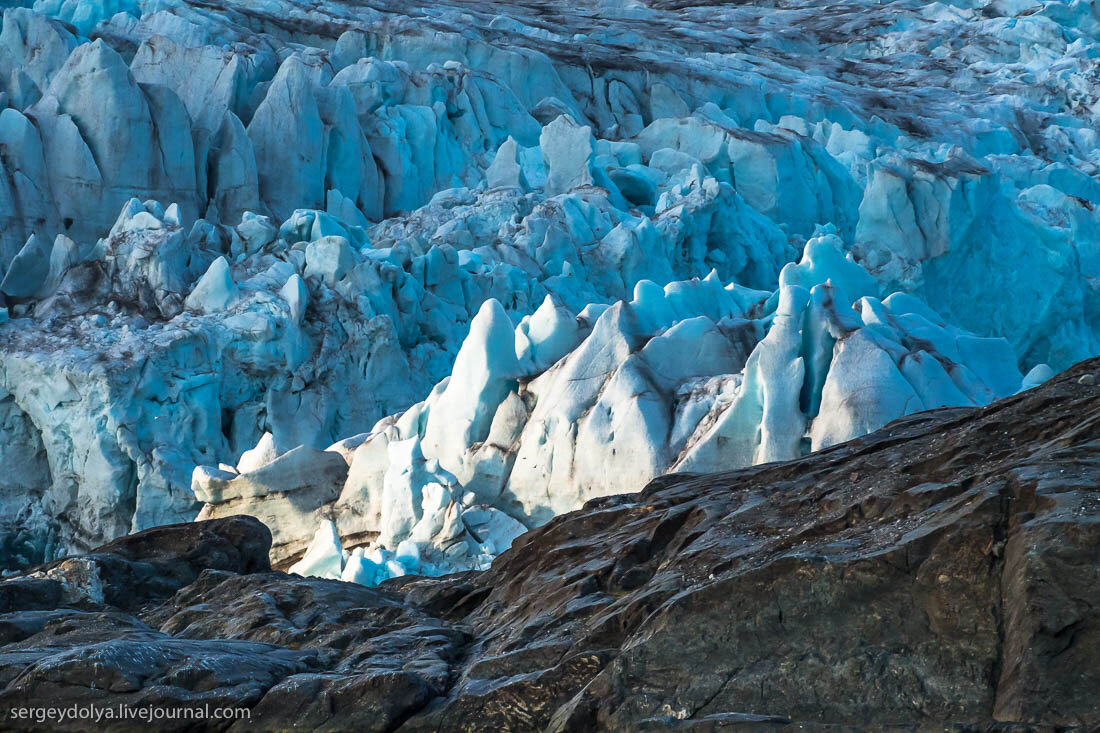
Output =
[{"x1": 0, "y1": 0, "x2": 1095, "y2": 577}]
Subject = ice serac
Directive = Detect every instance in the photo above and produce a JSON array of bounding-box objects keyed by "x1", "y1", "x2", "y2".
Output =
[
  {"x1": 184, "y1": 256, "x2": 237, "y2": 314},
  {"x1": 247, "y1": 56, "x2": 326, "y2": 222},
  {"x1": 0, "y1": 235, "x2": 51, "y2": 298},
  {"x1": 541, "y1": 115, "x2": 596, "y2": 196},
  {"x1": 287, "y1": 520, "x2": 343, "y2": 580},
  {"x1": 28, "y1": 39, "x2": 199, "y2": 248},
  {"x1": 486, "y1": 136, "x2": 528, "y2": 191},
  {"x1": 0, "y1": 8, "x2": 77, "y2": 98},
  {"x1": 420, "y1": 299, "x2": 521, "y2": 481},
  {"x1": 0, "y1": 0, "x2": 1096, "y2": 573},
  {"x1": 206, "y1": 228, "x2": 1026, "y2": 585}
]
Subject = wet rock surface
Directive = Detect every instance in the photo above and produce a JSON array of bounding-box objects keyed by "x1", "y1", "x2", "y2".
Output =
[{"x1": 0, "y1": 360, "x2": 1098, "y2": 731}]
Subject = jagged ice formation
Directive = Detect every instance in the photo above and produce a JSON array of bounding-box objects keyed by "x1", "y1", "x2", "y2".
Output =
[{"x1": 0, "y1": 0, "x2": 1096, "y2": 573}]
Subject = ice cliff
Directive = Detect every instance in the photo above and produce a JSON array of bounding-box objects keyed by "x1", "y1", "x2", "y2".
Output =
[
  {"x1": 0, "y1": 0, "x2": 1096, "y2": 573},
  {"x1": 197, "y1": 227, "x2": 1029, "y2": 581}
]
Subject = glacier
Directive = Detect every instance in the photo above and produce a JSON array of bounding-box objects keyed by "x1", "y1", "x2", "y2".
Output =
[
  {"x1": 197, "y1": 226, "x2": 1029, "y2": 580},
  {"x1": 0, "y1": 0, "x2": 1096, "y2": 578}
]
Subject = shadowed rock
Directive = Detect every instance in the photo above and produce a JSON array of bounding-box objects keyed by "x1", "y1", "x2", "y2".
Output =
[{"x1": 10, "y1": 515, "x2": 271, "y2": 611}]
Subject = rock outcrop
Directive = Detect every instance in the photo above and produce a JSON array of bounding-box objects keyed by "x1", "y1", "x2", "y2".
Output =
[{"x1": 0, "y1": 358, "x2": 1097, "y2": 730}]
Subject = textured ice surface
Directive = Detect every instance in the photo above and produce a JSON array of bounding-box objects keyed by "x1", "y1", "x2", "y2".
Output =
[
  {"x1": 0, "y1": 0, "x2": 1095, "y2": 572},
  {"x1": 234, "y1": 228, "x2": 1025, "y2": 582}
]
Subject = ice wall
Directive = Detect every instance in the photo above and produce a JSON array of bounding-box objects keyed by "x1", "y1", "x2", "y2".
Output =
[{"x1": 0, "y1": 0, "x2": 1096, "y2": 568}]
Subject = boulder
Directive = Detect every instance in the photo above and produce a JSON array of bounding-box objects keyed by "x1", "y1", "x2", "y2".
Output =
[{"x1": 2, "y1": 515, "x2": 271, "y2": 612}]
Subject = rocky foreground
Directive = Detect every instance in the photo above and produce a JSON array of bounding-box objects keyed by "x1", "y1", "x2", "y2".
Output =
[
  {"x1": 3, "y1": 0, "x2": 1099, "y2": 575},
  {"x1": 0, "y1": 358, "x2": 1097, "y2": 731}
]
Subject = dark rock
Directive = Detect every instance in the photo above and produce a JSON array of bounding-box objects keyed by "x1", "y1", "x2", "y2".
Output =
[
  {"x1": 92, "y1": 513, "x2": 273, "y2": 574},
  {"x1": 240, "y1": 670, "x2": 436, "y2": 732},
  {"x1": 147, "y1": 571, "x2": 467, "y2": 731},
  {"x1": 431, "y1": 356, "x2": 1100, "y2": 730},
  {"x1": 0, "y1": 625, "x2": 318, "y2": 732},
  {"x1": 1, "y1": 360, "x2": 1099, "y2": 730},
  {"x1": 0, "y1": 579, "x2": 61, "y2": 613},
  {"x1": 1, "y1": 515, "x2": 272, "y2": 612}
]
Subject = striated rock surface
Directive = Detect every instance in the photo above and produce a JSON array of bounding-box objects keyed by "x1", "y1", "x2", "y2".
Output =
[{"x1": 0, "y1": 358, "x2": 1097, "y2": 731}]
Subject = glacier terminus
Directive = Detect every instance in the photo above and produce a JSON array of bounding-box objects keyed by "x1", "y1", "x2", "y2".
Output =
[{"x1": 0, "y1": 0, "x2": 1096, "y2": 587}]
